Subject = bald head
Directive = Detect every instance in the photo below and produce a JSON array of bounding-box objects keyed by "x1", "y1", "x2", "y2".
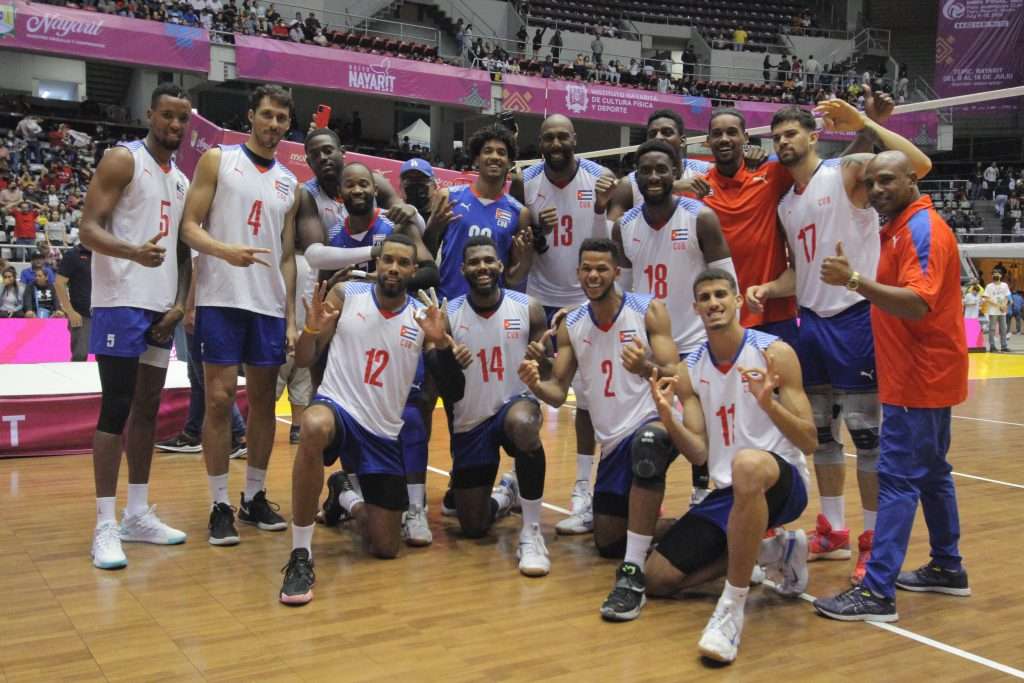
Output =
[
  {"x1": 865, "y1": 150, "x2": 920, "y2": 219},
  {"x1": 340, "y1": 162, "x2": 375, "y2": 216},
  {"x1": 342, "y1": 161, "x2": 373, "y2": 181},
  {"x1": 541, "y1": 114, "x2": 575, "y2": 134},
  {"x1": 539, "y1": 114, "x2": 577, "y2": 172}
]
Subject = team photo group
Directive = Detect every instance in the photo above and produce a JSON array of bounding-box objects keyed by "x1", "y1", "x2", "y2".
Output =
[{"x1": 79, "y1": 80, "x2": 968, "y2": 665}]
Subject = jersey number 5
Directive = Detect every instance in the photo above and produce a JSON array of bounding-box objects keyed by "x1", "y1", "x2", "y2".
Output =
[
  {"x1": 247, "y1": 200, "x2": 263, "y2": 236},
  {"x1": 363, "y1": 348, "x2": 390, "y2": 387},
  {"x1": 159, "y1": 200, "x2": 171, "y2": 237}
]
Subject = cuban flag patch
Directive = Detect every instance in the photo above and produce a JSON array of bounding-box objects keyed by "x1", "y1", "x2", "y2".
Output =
[
  {"x1": 619, "y1": 329, "x2": 637, "y2": 344},
  {"x1": 503, "y1": 318, "x2": 522, "y2": 330},
  {"x1": 400, "y1": 325, "x2": 420, "y2": 342},
  {"x1": 577, "y1": 189, "x2": 594, "y2": 201},
  {"x1": 495, "y1": 208, "x2": 512, "y2": 228}
]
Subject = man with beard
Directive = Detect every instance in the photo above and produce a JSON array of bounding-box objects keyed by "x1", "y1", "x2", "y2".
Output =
[
  {"x1": 517, "y1": 238, "x2": 678, "y2": 614},
  {"x1": 644, "y1": 268, "x2": 815, "y2": 663},
  {"x1": 520, "y1": 114, "x2": 617, "y2": 536},
  {"x1": 181, "y1": 84, "x2": 299, "y2": 546},
  {"x1": 426, "y1": 124, "x2": 533, "y2": 303},
  {"x1": 79, "y1": 83, "x2": 194, "y2": 569},
  {"x1": 813, "y1": 150, "x2": 969, "y2": 622},
  {"x1": 279, "y1": 235, "x2": 449, "y2": 605},
  {"x1": 747, "y1": 100, "x2": 931, "y2": 583},
  {"x1": 433, "y1": 236, "x2": 551, "y2": 575}
]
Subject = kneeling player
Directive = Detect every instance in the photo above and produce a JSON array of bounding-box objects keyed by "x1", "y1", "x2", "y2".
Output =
[
  {"x1": 644, "y1": 269, "x2": 816, "y2": 663},
  {"x1": 431, "y1": 236, "x2": 551, "y2": 575},
  {"x1": 279, "y1": 235, "x2": 448, "y2": 605}
]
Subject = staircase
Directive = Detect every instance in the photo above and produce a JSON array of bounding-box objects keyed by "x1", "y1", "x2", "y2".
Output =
[{"x1": 85, "y1": 63, "x2": 133, "y2": 106}]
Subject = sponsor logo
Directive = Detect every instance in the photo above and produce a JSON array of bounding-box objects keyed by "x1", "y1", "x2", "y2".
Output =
[
  {"x1": 565, "y1": 84, "x2": 589, "y2": 114},
  {"x1": 860, "y1": 369, "x2": 876, "y2": 381},
  {"x1": 619, "y1": 329, "x2": 636, "y2": 344},
  {"x1": 503, "y1": 318, "x2": 522, "y2": 330},
  {"x1": 942, "y1": 0, "x2": 965, "y2": 20},
  {"x1": 495, "y1": 208, "x2": 512, "y2": 228},
  {"x1": 348, "y1": 57, "x2": 396, "y2": 94},
  {"x1": 24, "y1": 11, "x2": 105, "y2": 38}
]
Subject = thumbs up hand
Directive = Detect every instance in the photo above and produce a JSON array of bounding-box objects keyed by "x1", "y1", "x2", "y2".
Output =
[{"x1": 820, "y1": 240, "x2": 853, "y2": 287}]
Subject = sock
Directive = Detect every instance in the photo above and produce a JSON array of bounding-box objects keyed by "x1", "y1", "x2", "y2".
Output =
[
  {"x1": 348, "y1": 473, "x2": 362, "y2": 497},
  {"x1": 244, "y1": 466, "x2": 267, "y2": 502},
  {"x1": 407, "y1": 483, "x2": 425, "y2": 508},
  {"x1": 721, "y1": 580, "x2": 750, "y2": 612},
  {"x1": 576, "y1": 453, "x2": 594, "y2": 483},
  {"x1": 339, "y1": 488, "x2": 363, "y2": 514},
  {"x1": 125, "y1": 483, "x2": 149, "y2": 517},
  {"x1": 520, "y1": 497, "x2": 542, "y2": 530},
  {"x1": 863, "y1": 508, "x2": 877, "y2": 532},
  {"x1": 208, "y1": 473, "x2": 230, "y2": 505},
  {"x1": 96, "y1": 497, "x2": 117, "y2": 525},
  {"x1": 821, "y1": 495, "x2": 845, "y2": 530},
  {"x1": 624, "y1": 530, "x2": 653, "y2": 568},
  {"x1": 491, "y1": 487, "x2": 511, "y2": 513},
  {"x1": 292, "y1": 522, "x2": 314, "y2": 557}
]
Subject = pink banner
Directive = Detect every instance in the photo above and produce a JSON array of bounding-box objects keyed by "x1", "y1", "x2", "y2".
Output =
[
  {"x1": 1, "y1": 319, "x2": 75, "y2": 363},
  {"x1": 544, "y1": 79, "x2": 698, "y2": 126},
  {"x1": 233, "y1": 35, "x2": 491, "y2": 109},
  {"x1": 0, "y1": 0, "x2": 210, "y2": 72}
]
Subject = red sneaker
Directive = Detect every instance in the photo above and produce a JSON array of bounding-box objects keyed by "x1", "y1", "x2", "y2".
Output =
[
  {"x1": 807, "y1": 513, "x2": 852, "y2": 561},
  {"x1": 850, "y1": 530, "x2": 873, "y2": 584}
]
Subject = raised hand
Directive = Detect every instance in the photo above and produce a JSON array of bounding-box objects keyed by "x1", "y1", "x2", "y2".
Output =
[
  {"x1": 303, "y1": 280, "x2": 340, "y2": 333},
  {"x1": 537, "y1": 206, "x2": 558, "y2": 233},
  {"x1": 862, "y1": 84, "x2": 894, "y2": 124},
  {"x1": 525, "y1": 326, "x2": 556, "y2": 362},
  {"x1": 737, "y1": 351, "x2": 780, "y2": 412},
  {"x1": 222, "y1": 244, "x2": 273, "y2": 268},
  {"x1": 132, "y1": 233, "x2": 167, "y2": 268},
  {"x1": 385, "y1": 202, "x2": 418, "y2": 226},
  {"x1": 594, "y1": 174, "x2": 617, "y2": 213},
  {"x1": 425, "y1": 193, "x2": 458, "y2": 233},
  {"x1": 743, "y1": 145, "x2": 769, "y2": 169},
  {"x1": 746, "y1": 284, "x2": 770, "y2": 313},
  {"x1": 518, "y1": 358, "x2": 541, "y2": 389},
  {"x1": 511, "y1": 228, "x2": 534, "y2": 261},
  {"x1": 820, "y1": 241, "x2": 853, "y2": 286},
  {"x1": 414, "y1": 286, "x2": 449, "y2": 345},
  {"x1": 620, "y1": 336, "x2": 649, "y2": 375},
  {"x1": 548, "y1": 306, "x2": 571, "y2": 332},
  {"x1": 648, "y1": 369, "x2": 677, "y2": 419},
  {"x1": 450, "y1": 335, "x2": 472, "y2": 368},
  {"x1": 814, "y1": 98, "x2": 866, "y2": 133}
]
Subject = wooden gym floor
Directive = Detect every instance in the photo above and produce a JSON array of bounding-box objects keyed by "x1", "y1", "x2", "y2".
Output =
[{"x1": 1, "y1": 353, "x2": 1023, "y2": 681}]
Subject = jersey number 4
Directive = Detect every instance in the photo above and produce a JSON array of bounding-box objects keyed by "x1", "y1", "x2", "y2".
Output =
[
  {"x1": 363, "y1": 348, "x2": 390, "y2": 387},
  {"x1": 477, "y1": 346, "x2": 505, "y2": 382},
  {"x1": 247, "y1": 200, "x2": 263, "y2": 235},
  {"x1": 797, "y1": 223, "x2": 816, "y2": 262}
]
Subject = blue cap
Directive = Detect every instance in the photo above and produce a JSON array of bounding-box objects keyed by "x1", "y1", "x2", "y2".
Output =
[{"x1": 400, "y1": 158, "x2": 434, "y2": 178}]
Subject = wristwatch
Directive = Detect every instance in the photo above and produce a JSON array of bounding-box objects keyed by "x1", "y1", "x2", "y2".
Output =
[{"x1": 846, "y1": 271, "x2": 861, "y2": 291}]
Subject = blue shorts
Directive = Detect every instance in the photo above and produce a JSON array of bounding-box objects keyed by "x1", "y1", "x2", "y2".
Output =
[
  {"x1": 90, "y1": 306, "x2": 173, "y2": 359},
  {"x1": 688, "y1": 455, "x2": 808, "y2": 532},
  {"x1": 753, "y1": 318, "x2": 799, "y2": 350},
  {"x1": 594, "y1": 419, "x2": 668, "y2": 503},
  {"x1": 400, "y1": 400, "x2": 428, "y2": 472},
  {"x1": 451, "y1": 394, "x2": 538, "y2": 471},
  {"x1": 797, "y1": 301, "x2": 876, "y2": 391},
  {"x1": 195, "y1": 305, "x2": 286, "y2": 367},
  {"x1": 312, "y1": 394, "x2": 404, "y2": 477}
]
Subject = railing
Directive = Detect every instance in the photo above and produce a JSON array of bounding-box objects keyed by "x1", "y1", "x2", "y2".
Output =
[
  {"x1": 258, "y1": 0, "x2": 441, "y2": 46},
  {"x1": 920, "y1": 179, "x2": 970, "y2": 194},
  {"x1": 853, "y1": 27, "x2": 890, "y2": 54},
  {"x1": 434, "y1": 0, "x2": 500, "y2": 41}
]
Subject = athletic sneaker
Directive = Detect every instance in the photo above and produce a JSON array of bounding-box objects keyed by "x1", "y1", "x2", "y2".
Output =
[
  {"x1": 155, "y1": 432, "x2": 202, "y2": 453},
  {"x1": 807, "y1": 513, "x2": 851, "y2": 560},
  {"x1": 208, "y1": 502, "x2": 240, "y2": 546},
  {"x1": 402, "y1": 504, "x2": 433, "y2": 547},
  {"x1": 238, "y1": 491, "x2": 287, "y2": 531},
  {"x1": 92, "y1": 521, "x2": 128, "y2": 569},
  {"x1": 556, "y1": 480, "x2": 594, "y2": 535},
  {"x1": 813, "y1": 586, "x2": 898, "y2": 622},
  {"x1": 749, "y1": 564, "x2": 766, "y2": 585},
  {"x1": 228, "y1": 436, "x2": 248, "y2": 460},
  {"x1": 850, "y1": 529, "x2": 874, "y2": 585},
  {"x1": 319, "y1": 471, "x2": 353, "y2": 526},
  {"x1": 895, "y1": 562, "x2": 971, "y2": 596},
  {"x1": 120, "y1": 506, "x2": 187, "y2": 545},
  {"x1": 279, "y1": 548, "x2": 315, "y2": 606},
  {"x1": 517, "y1": 523, "x2": 551, "y2": 577},
  {"x1": 600, "y1": 562, "x2": 647, "y2": 621},
  {"x1": 493, "y1": 472, "x2": 519, "y2": 518},
  {"x1": 690, "y1": 487, "x2": 712, "y2": 507},
  {"x1": 774, "y1": 530, "x2": 809, "y2": 597},
  {"x1": 441, "y1": 486, "x2": 457, "y2": 517},
  {"x1": 698, "y1": 601, "x2": 744, "y2": 663},
  {"x1": 289, "y1": 425, "x2": 301, "y2": 445}
]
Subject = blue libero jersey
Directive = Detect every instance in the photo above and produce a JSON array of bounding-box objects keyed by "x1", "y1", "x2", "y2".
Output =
[
  {"x1": 328, "y1": 208, "x2": 394, "y2": 273},
  {"x1": 438, "y1": 185, "x2": 524, "y2": 301}
]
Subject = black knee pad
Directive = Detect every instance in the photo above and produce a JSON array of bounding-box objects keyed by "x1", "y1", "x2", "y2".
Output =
[
  {"x1": 359, "y1": 474, "x2": 408, "y2": 511},
  {"x1": 596, "y1": 537, "x2": 627, "y2": 559},
  {"x1": 96, "y1": 355, "x2": 140, "y2": 434},
  {"x1": 631, "y1": 426, "x2": 675, "y2": 486},
  {"x1": 451, "y1": 463, "x2": 499, "y2": 490}
]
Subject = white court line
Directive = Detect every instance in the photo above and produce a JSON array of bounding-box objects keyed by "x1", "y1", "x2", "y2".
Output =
[
  {"x1": 276, "y1": 416, "x2": 1022, "y2": 677},
  {"x1": 952, "y1": 414, "x2": 1024, "y2": 429},
  {"x1": 843, "y1": 453, "x2": 1024, "y2": 490},
  {"x1": 762, "y1": 580, "x2": 1024, "y2": 680}
]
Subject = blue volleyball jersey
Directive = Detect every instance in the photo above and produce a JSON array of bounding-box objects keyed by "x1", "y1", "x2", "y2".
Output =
[
  {"x1": 328, "y1": 208, "x2": 394, "y2": 273},
  {"x1": 438, "y1": 184, "x2": 524, "y2": 301}
]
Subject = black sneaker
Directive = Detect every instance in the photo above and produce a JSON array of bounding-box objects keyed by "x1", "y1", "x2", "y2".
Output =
[
  {"x1": 600, "y1": 562, "x2": 647, "y2": 622},
  {"x1": 441, "y1": 485, "x2": 457, "y2": 517},
  {"x1": 813, "y1": 585, "x2": 898, "y2": 622},
  {"x1": 896, "y1": 562, "x2": 971, "y2": 596},
  {"x1": 228, "y1": 436, "x2": 248, "y2": 460},
  {"x1": 238, "y1": 491, "x2": 287, "y2": 531},
  {"x1": 279, "y1": 548, "x2": 315, "y2": 606},
  {"x1": 318, "y1": 471, "x2": 353, "y2": 527},
  {"x1": 208, "y1": 503, "x2": 240, "y2": 546},
  {"x1": 156, "y1": 432, "x2": 202, "y2": 453},
  {"x1": 289, "y1": 426, "x2": 301, "y2": 445}
]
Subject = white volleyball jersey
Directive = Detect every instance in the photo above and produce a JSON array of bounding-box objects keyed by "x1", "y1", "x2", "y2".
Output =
[
  {"x1": 447, "y1": 289, "x2": 532, "y2": 433},
  {"x1": 687, "y1": 330, "x2": 809, "y2": 489},
  {"x1": 196, "y1": 144, "x2": 297, "y2": 317},
  {"x1": 91, "y1": 140, "x2": 189, "y2": 312},
  {"x1": 620, "y1": 197, "x2": 707, "y2": 355},
  {"x1": 627, "y1": 158, "x2": 711, "y2": 207},
  {"x1": 565, "y1": 293, "x2": 659, "y2": 450},
  {"x1": 319, "y1": 282, "x2": 425, "y2": 438},
  {"x1": 522, "y1": 158, "x2": 609, "y2": 308},
  {"x1": 778, "y1": 158, "x2": 880, "y2": 317},
  {"x1": 304, "y1": 178, "x2": 347, "y2": 241}
]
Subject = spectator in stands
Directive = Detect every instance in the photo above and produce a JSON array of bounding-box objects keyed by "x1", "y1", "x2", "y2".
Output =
[
  {"x1": 532, "y1": 26, "x2": 545, "y2": 56},
  {"x1": 605, "y1": 59, "x2": 620, "y2": 84},
  {"x1": 15, "y1": 115, "x2": 43, "y2": 165},
  {"x1": 19, "y1": 250, "x2": 54, "y2": 285},
  {"x1": 804, "y1": 54, "x2": 820, "y2": 89},
  {"x1": 985, "y1": 271, "x2": 1011, "y2": 352},
  {"x1": 550, "y1": 28, "x2": 563, "y2": 62},
  {"x1": 995, "y1": 173, "x2": 1011, "y2": 218},
  {"x1": 0, "y1": 176, "x2": 21, "y2": 209},
  {"x1": 591, "y1": 31, "x2": 604, "y2": 66},
  {"x1": 11, "y1": 201, "x2": 40, "y2": 261},
  {"x1": 682, "y1": 46, "x2": 697, "y2": 78},
  {"x1": 55, "y1": 241, "x2": 92, "y2": 361},
  {"x1": 776, "y1": 55, "x2": 791, "y2": 84},
  {"x1": 21, "y1": 265, "x2": 62, "y2": 319},
  {"x1": 516, "y1": 25, "x2": 528, "y2": 54},
  {"x1": 542, "y1": 55, "x2": 554, "y2": 78},
  {"x1": 271, "y1": 17, "x2": 289, "y2": 39},
  {"x1": 288, "y1": 15, "x2": 304, "y2": 42},
  {"x1": 732, "y1": 26, "x2": 748, "y2": 51},
  {"x1": 0, "y1": 266, "x2": 24, "y2": 318},
  {"x1": 304, "y1": 11, "x2": 320, "y2": 40},
  {"x1": 983, "y1": 162, "x2": 999, "y2": 199}
]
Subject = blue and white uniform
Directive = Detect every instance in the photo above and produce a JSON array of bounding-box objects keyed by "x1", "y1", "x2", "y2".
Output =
[{"x1": 328, "y1": 208, "x2": 393, "y2": 273}]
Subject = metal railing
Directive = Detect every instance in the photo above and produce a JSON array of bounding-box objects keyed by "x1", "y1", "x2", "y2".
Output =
[{"x1": 852, "y1": 27, "x2": 890, "y2": 55}]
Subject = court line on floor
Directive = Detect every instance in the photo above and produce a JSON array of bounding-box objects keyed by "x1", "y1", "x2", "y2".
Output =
[
  {"x1": 842, "y1": 453, "x2": 1024, "y2": 490},
  {"x1": 952, "y1": 414, "x2": 1024, "y2": 429}
]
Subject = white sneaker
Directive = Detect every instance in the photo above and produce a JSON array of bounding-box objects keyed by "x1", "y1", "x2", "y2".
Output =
[
  {"x1": 556, "y1": 482, "x2": 594, "y2": 535},
  {"x1": 92, "y1": 521, "x2": 128, "y2": 570},
  {"x1": 517, "y1": 523, "x2": 551, "y2": 577},
  {"x1": 401, "y1": 504, "x2": 433, "y2": 547},
  {"x1": 120, "y1": 505, "x2": 187, "y2": 545},
  {"x1": 690, "y1": 487, "x2": 712, "y2": 507},
  {"x1": 492, "y1": 472, "x2": 520, "y2": 518},
  {"x1": 750, "y1": 564, "x2": 766, "y2": 585},
  {"x1": 698, "y1": 602, "x2": 744, "y2": 663},
  {"x1": 775, "y1": 529, "x2": 809, "y2": 597}
]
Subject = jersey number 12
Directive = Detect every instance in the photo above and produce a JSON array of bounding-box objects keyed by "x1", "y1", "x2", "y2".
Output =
[{"x1": 363, "y1": 348, "x2": 390, "y2": 387}]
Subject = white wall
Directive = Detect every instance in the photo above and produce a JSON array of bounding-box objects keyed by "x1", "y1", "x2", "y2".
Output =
[
  {"x1": 708, "y1": 49, "x2": 775, "y2": 83},
  {"x1": 0, "y1": 52, "x2": 86, "y2": 99},
  {"x1": 784, "y1": 35, "x2": 854, "y2": 67}
]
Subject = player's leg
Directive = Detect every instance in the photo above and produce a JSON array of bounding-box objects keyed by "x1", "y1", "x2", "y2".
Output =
[
  {"x1": 157, "y1": 331, "x2": 204, "y2": 452},
  {"x1": 400, "y1": 398, "x2": 432, "y2": 547},
  {"x1": 601, "y1": 422, "x2": 676, "y2": 621},
  {"x1": 281, "y1": 402, "x2": 336, "y2": 605},
  {"x1": 357, "y1": 475, "x2": 407, "y2": 559},
  {"x1": 837, "y1": 390, "x2": 880, "y2": 583},
  {"x1": 555, "y1": 404, "x2": 596, "y2": 534},
  {"x1": 450, "y1": 407, "x2": 518, "y2": 538},
  {"x1": 501, "y1": 397, "x2": 549, "y2": 576}
]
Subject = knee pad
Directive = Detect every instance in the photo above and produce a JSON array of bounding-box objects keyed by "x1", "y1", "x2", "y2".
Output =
[
  {"x1": 631, "y1": 426, "x2": 674, "y2": 486},
  {"x1": 838, "y1": 391, "x2": 881, "y2": 454},
  {"x1": 96, "y1": 355, "x2": 139, "y2": 434},
  {"x1": 808, "y1": 388, "x2": 840, "y2": 447},
  {"x1": 97, "y1": 392, "x2": 133, "y2": 435}
]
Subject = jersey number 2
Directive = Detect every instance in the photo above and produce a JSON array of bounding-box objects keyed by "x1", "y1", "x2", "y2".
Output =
[
  {"x1": 247, "y1": 200, "x2": 263, "y2": 236},
  {"x1": 363, "y1": 348, "x2": 390, "y2": 387},
  {"x1": 600, "y1": 359, "x2": 616, "y2": 397}
]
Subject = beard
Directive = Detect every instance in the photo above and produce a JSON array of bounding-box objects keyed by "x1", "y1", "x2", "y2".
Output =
[
  {"x1": 344, "y1": 198, "x2": 372, "y2": 216},
  {"x1": 584, "y1": 280, "x2": 615, "y2": 302}
]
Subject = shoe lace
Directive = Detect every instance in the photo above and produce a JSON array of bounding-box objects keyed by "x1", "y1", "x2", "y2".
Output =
[
  {"x1": 96, "y1": 522, "x2": 120, "y2": 546},
  {"x1": 705, "y1": 607, "x2": 738, "y2": 639},
  {"x1": 282, "y1": 554, "x2": 313, "y2": 580},
  {"x1": 131, "y1": 506, "x2": 165, "y2": 531},
  {"x1": 253, "y1": 492, "x2": 281, "y2": 512}
]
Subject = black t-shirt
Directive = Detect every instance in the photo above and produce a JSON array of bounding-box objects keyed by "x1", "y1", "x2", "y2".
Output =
[{"x1": 57, "y1": 244, "x2": 92, "y2": 317}]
